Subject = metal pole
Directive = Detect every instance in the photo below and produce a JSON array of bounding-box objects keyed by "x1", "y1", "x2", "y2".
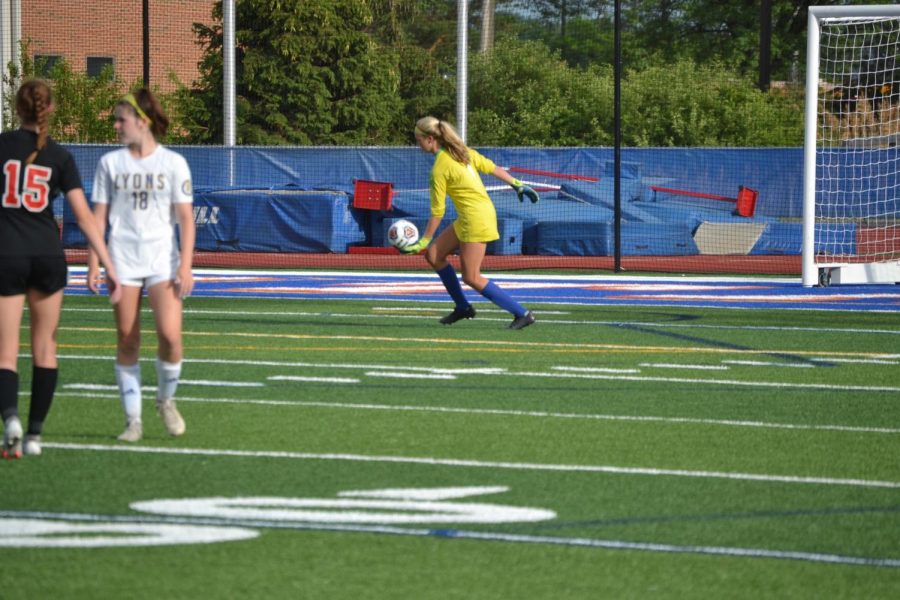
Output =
[
  {"x1": 142, "y1": 0, "x2": 150, "y2": 86},
  {"x1": 479, "y1": 0, "x2": 495, "y2": 54},
  {"x1": 223, "y1": 0, "x2": 236, "y2": 187},
  {"x1": 456, "y1": 0, "x2": 467, "y2": 142},
  {"x1": 1, "y1": 0, "x2": 22, "y2": 133},
  {"x1": 801, "y1": 8, "x2": 820, "y2": 287},
  {"x1": 613, "y1": 0, "x2": 622, "y2": 272},
  {"x1": 223, "y1": 0, "x2": 236, "y2": 148},
  {"x1": 0, "y1": 0, "x2": 9, "y2": 132}
]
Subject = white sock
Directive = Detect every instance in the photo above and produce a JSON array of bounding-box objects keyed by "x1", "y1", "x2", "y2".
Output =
[
  {"x1": 155, "y1": 358, "x2": 182, "y2": 403},
  {"x1": 114, "y1": 363, "x2": 142, "y2": 422}
]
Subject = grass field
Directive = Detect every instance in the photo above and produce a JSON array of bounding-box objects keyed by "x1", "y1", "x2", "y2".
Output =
[{"x1": 2, "y1": 286, "x2": 900, "y2": 599}]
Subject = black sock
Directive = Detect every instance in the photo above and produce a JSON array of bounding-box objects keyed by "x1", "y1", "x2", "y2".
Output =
[
  {"x1": 0, "y1": 368, "x2": 19, "y2": 422},
  {"x1": 28, "y1": 366, "x2": 58, "y2": 435}
]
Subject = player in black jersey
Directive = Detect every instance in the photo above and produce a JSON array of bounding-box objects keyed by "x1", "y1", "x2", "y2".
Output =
[{"x1": 0, "y1": 79, "x2": 121, "y2": 458}]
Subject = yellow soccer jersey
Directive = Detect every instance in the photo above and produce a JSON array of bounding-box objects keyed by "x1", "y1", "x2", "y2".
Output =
[{"x1": 429, "y1": 148, "x2": 499, "y2": 243}]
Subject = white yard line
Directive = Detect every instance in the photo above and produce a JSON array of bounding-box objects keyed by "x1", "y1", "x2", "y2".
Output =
[
  {"x1": 49, "y1": 353, "x2": 900, "y2": 393},
  {"x1": 3, "y1": 508, "x2": 896, "y2": 568},
  {"x1": 722, "y1": 360, "x2": 816, "y2": 368},
  {"x1": 639, "y1": 363, "x2": 731, "y2": 370},
  {"x1": 268, "y1": 376, "x2": 360, "y2": 384},
  {"x1": 39, "y1": 442, "x2": 900, "y2": 490},
  {"x1": 49, "y1": 391, "x2": 900, "y2": 435}
]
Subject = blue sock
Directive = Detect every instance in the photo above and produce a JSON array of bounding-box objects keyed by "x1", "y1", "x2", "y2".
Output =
[
  {"x1": 437, "y1": 264, "x2": 469, "y2": 308},
  {"x1": 480, "y1": 280, "x2": 526, "y2": 317}
]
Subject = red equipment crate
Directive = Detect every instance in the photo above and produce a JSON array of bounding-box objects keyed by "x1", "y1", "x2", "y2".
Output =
[{"x1": 353, "y1": 179, "x2": 394, "y2": 211}]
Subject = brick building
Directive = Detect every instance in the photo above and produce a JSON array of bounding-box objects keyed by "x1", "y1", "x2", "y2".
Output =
[{"x1": 16, "y1": 0, "x2": 214, "y2": 91}]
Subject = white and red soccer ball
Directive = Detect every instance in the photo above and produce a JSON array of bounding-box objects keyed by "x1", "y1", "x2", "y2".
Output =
[{"x1": 388, "y1": 219, "x2": 419, "y2": 249}]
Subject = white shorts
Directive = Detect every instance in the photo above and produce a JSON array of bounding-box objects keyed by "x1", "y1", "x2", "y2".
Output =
[{"x1": 112, "y1": 238, "x2": 180, "y2": 289}]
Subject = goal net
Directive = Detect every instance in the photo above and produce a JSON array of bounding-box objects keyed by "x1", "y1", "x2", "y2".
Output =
[{"x1": 803, "y1": 5, "x2": 900, "y2": 286}]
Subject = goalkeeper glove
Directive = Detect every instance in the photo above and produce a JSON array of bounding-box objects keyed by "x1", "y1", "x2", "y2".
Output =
[
  {"x1": 510, "y1": 178, "x2": 539, "y2": 203},
  {"x1": 401, "y1": 236, "x2": 431, "y2": 254}
]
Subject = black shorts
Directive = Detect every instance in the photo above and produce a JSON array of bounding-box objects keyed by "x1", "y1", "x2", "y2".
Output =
[{"x1": 0, "y1": 256, "x2": 68, "y2": 296}]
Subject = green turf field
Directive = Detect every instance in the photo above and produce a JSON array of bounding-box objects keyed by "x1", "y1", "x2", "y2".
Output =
[{"x1": 2, "y1": 292, "x2": 899, "y2": 599}]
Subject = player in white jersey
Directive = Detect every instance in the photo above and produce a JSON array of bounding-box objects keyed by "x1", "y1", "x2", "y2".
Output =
[{"x1": 87, "y1": 88, "x2": 195, "y2": 443}]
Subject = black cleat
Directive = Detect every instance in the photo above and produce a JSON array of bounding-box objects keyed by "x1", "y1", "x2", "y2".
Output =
[
  {"x1": 440, "y1": 305, "x2": 477, "y2": 325},
  {"x1": 508, "y1": 310, "x2": 536, "y2": 330}
]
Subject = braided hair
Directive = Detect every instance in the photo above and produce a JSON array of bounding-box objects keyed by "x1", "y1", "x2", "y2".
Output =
[{"x1": 15, "y1": 79, "x2": 52, "y2": 165}]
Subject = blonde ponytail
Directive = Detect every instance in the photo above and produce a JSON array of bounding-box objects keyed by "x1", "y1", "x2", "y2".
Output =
[{"x1": 415, "y1": 116, "x2": 470, "y2": 165}]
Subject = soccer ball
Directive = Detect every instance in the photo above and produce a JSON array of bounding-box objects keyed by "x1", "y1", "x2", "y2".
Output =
[{"x1": 388, "y1": 219, "x2": 419, "y2": 249}]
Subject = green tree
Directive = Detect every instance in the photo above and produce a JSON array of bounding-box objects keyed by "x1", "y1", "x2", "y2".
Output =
[
  {"x1": 468, "y1": 38, "x2": 614, "y2": 146},
  {"x1": 466, "y1": 39, "x2": 802, "y2": 147},
  {"x1": 2, "y1": 40, "x2": 123, "y2": 143},
  {"x1": 364, "y1": 0, "x2": 457, "y2": 140},
  {"x1": 621, "y1": 58, "x2": 803, "y2": 147},
  {"x1": 178, "y1": 0, "x2": 403, "y2": 145}
]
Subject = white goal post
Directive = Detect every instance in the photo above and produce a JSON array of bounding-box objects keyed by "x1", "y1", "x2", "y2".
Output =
[{"x1": 803, "y1": 5, "x2": 900, "y2": 286}]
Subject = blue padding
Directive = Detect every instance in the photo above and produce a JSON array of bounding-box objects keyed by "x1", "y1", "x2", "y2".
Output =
[
  {"x1": 59, "y1": 145, "x2": 896, "y2": 257},
  {"x1": 488, "y1": 219, "x2": 523, "y2": 255},
  {"x1": 63, "y1": 188, "x2": 366, "y2": 253},
  {"x1": 557, "y1": 181, "x2": 652, "y2": 221},
  {"x1": 194, "y1": 188, "x2": 365, "y2": 252},
  {"x1": 604, "y1": 160, "x2": 641, "y2": 180},
  {"x1": 749, "y1": 223, "x2": 857, "y2": 256},
  {"x1": 375, "y1": 217, "x2": 523, "y2": 255},
  {"x1": 637, "y1": 199, "x2": 778, "y2": 232},
  {"x1": 536, "y1": 222, "x2": 699, "y2": 256}
]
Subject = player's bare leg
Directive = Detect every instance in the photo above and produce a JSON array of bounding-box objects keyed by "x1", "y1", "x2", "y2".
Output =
[
  {"x1": 0, "y1": 294, "x2": 25, "y2": 458},
  {"x1": 113, "y1": 286, "x2": 145, "y2": 441},
  {"x1": 148, "y1": 280, "x2": 185, "y2": 436},
  {"x1": 23, "y1": 288, "x2": 64, "y2": 456}
]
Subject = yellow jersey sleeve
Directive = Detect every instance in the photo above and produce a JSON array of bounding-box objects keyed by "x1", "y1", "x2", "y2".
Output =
[
  {"x1": 469, "y1": 148, "x2": 497, "y2": 175},
  {"x1": 428, "y1": 148, "x2": 497, "y2": 219}
]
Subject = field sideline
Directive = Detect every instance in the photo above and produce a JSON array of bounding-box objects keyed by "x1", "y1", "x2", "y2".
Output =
[{"x1": 2, "y1": 271, "x2": 899, "y2": 599}]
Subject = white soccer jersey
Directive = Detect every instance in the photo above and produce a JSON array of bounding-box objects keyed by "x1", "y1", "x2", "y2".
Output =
[{"x1": 92, "y1": 145, "x2": 193, "y2": 282}]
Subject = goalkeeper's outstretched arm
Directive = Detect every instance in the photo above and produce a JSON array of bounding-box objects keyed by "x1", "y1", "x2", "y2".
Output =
[{"x1": 491, "y1": 166, "x2": 539, "y2": 203}]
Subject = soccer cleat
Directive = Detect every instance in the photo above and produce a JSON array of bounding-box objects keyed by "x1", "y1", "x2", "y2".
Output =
[
  {"x1": 439, "y1": 305, "x2": 476, "y2": 325},
  {"x1": 508, "y1": 311, "x2": 536, "y2": 330},
  {"x1": 23, "y1": 434, "x2": 42, "y2": 456},
  {"x1": 157, "y1": 399, "x2": 186, "y2": 437},
  {"x1": 117, "y1": 419, "x2": 143, "y2": 443},
  {"x1": 2, "y1": 416, "x2": 23, "y2": 459}
]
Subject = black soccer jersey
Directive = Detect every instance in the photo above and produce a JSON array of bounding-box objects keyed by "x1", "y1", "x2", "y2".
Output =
[{"x1": 0, "y1": 129, "x2": 83, "y2": 257}]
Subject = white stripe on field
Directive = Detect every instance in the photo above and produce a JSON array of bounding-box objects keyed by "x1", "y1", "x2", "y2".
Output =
[
  {"x1": 3, "y1": 509, "x2": 896, "y2": 568},
  {"x1": 365, "y1": 372, "x2": 456, "y2": 380},
  {"x1": 52, "y1": 392, "x2": 900, "y2": 434},
  {"x1": 810, "y1": 357, "x2": 900, "y2": 365},
  {"x1": 440, "y1": 530, "x2": 900, "y2": 568},
  {"x1": 639, "y1": 363, "x2": 731, "y2": 371},
  {"x1": 180, "y1": 379, "x2": 264, "y2": 387},
  {"x1": 41, "y1": 442, "x2": 900, "y2": 489},
  {"x1": 505, "y1": 371, "x2": 900, "y2": 393},
  {"x1": 721, "y1": 360, "x2": 815, "y2": 369},
  {"x1": 268, "y1": 376, "x2": 360, "y2": 384},
  {"x1": 63, "y1": 380, "x2": 263, "y2": 390},
  {"x1": 552, "y1": 366, "x2": 641, "y2": 374},
  {"x1": 49, "y1": 354, "x2": 900, "y2": 393},
  {"x1": 64, "y1": 384, "x2": 149, "y2": 392}
]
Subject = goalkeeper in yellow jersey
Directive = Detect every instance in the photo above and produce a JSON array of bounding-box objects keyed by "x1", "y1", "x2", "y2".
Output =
[{"x1": 402, "y1": 116, "x2": 538, "y2": 330}]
